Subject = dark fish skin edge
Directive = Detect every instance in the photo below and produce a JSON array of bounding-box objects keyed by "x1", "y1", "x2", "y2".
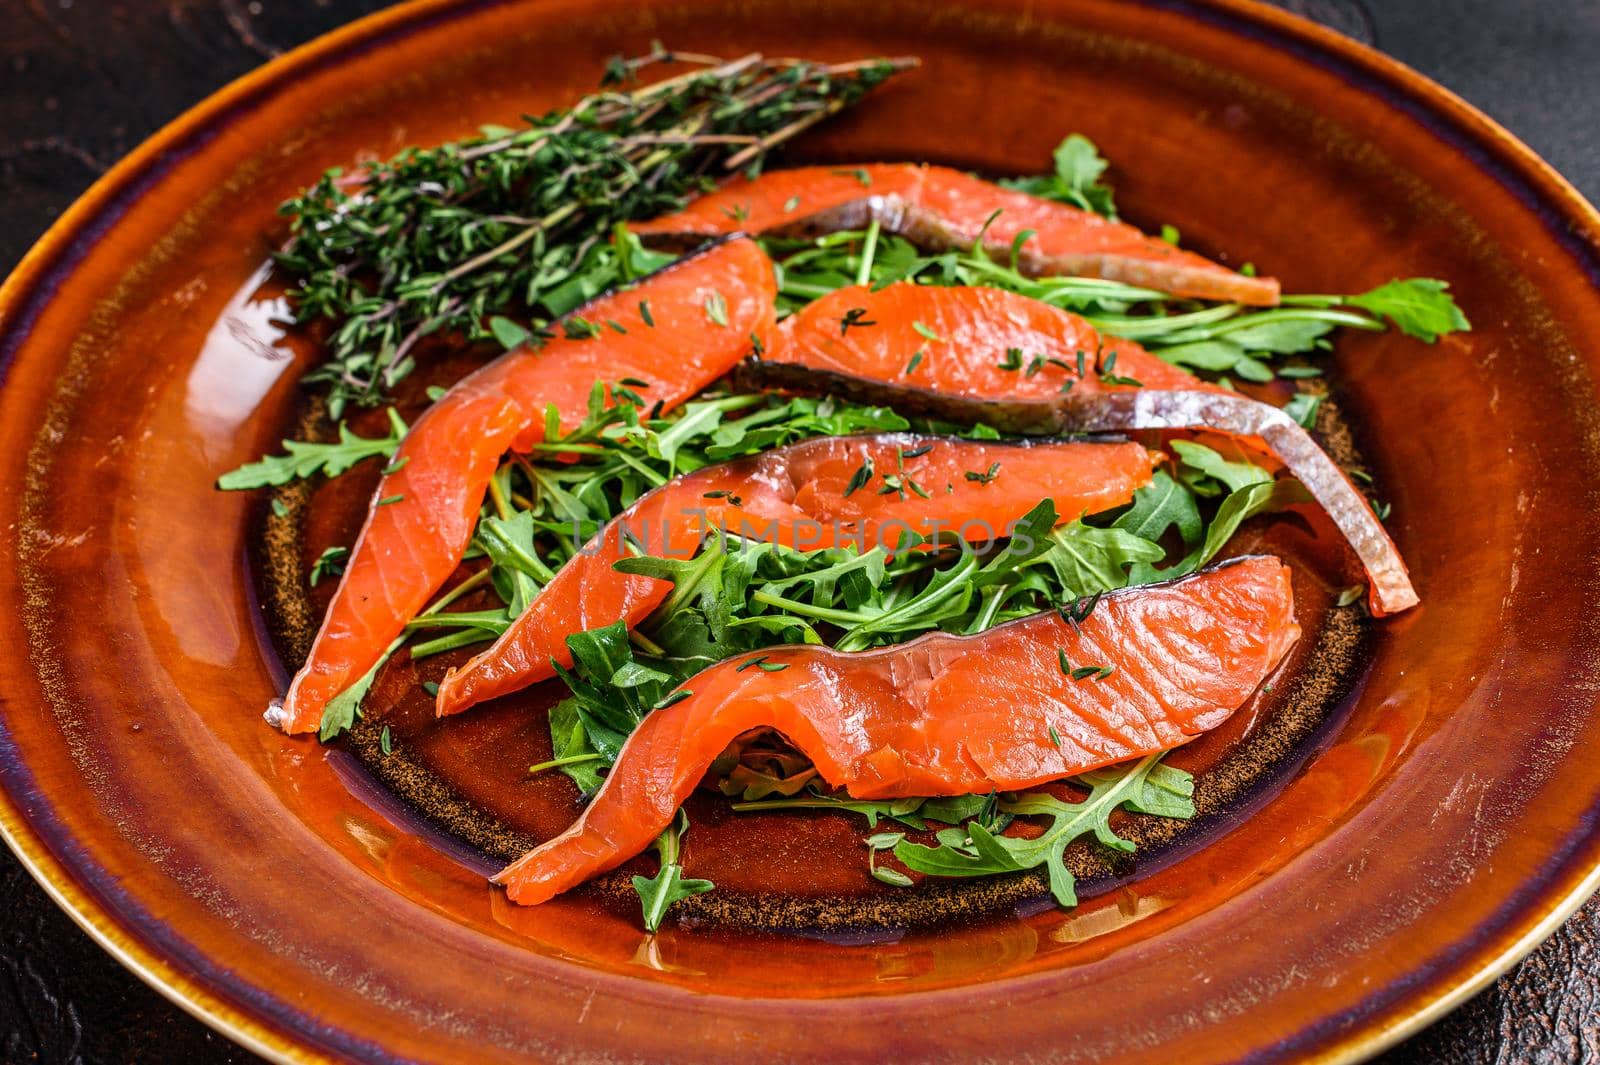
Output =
[{"x1": 734, "y1": 358, "x2": 1069, "y2": 435}]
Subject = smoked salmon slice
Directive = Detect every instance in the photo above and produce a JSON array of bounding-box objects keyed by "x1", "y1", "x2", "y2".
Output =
[
  {"x1": 758, "y1": 280, "x2": 1215, "y2": 415},
  {"x1": 435, "y1": 433, "x2": 1158, "y2": 715},
  {"x1": 742, "y1": 282, "x2": 1417, "y2": 616},
  {"x1": 494, "y1": 555, "x2": 1299, "y2": 905},
  {"x1": 631, "y1": 164, "x2": 1279, "y2": 306},
  {"x1": 269, "y1": 238, "x2": 777, "y2": 735}
]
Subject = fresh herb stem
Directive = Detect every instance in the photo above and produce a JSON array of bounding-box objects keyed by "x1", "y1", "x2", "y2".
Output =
[
  {"x1": 632, "y1": 811, "x2": 713, "y2": 931},
  {"x1": 408, "y1": 629, "x2": 497, "y2": 659},
  {"x1": 629, "y1": 629, "x2": 669, "y2": 657},
  {"x1": 854, "y1": 219, "x2": 882, "y2": 287},
  {"x1": 528, "y1": 752, "x2": 606, "y2": 775},
  {"x1": 1082, "y1": 302, "x2": 1243, "y2": 339},
  {"x1": 486, "y1": 470, "x2": 513, "y2": 521},
  {"x1": 402, "y1": 609, "x2": 509, "y2": 632},
  {"x1": 423, "y1": 568, "x2": 492, "y2": 614},
  {"x1": 1154, "y1": 307, "x2": 1384, "y2": 343}
]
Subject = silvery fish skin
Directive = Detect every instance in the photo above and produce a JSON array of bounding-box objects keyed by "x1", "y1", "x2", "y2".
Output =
[{"x1": 739, "y1": 358, "x2": 1416, "y2": 617}]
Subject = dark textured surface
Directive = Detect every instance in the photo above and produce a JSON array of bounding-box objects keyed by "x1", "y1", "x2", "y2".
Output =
[{"x1": 1, "y1": 1, "x2": 1597, "y2": 1061}]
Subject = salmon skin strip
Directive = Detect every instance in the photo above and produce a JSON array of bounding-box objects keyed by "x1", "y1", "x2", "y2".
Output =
[
  {"x1": 741, "y1": 282, "x2": 1416, "y2": 616},
  {"x1": 1058, "y1": 391, "x2": 1416, "y2": 615},
  {"x1": 632, "y1": 163, "x2": 1279, "y2": 306},
  {"x1": 268, "y1": 238, "x2": 777, "y2": 735},
  {"x1": 494, "y1": 555, "x2": 1298, "y2": 905},
  {"x1": 435, "y1": 433, "x2": 1158, "y2": 716}
]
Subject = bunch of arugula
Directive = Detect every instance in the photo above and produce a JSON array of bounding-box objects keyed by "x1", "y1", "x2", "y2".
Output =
[
  {"x1": 227, "y1": 128, "x2": 1469, "y2": 930},
  {"x1": 536, "y1": 436, "x2": 1294, "y2": 787},
  {"x1": 224, "y1": 382, "x2": 935, "y2": 734},
  {"x1": 735, "y1": 753, "x2": 1195, "y2": 905}
]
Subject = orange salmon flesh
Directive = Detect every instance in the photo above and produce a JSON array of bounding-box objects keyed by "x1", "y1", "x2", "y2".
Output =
[
  {"x1": 436, "y1": 433, "x2": 1158, "y2": 715},
  {"x1": 633, "y1": 164, "x2": 1279, "y2": 306},
  {"x1": 270, "y1": 238, "x2": 777, "y2": 734},
  {"x1": 494, "y1": 556, "x2": 1299, "y2": 905}
]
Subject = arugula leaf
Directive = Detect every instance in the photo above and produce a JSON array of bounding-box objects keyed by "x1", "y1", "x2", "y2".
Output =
[
  {"x1": 1037, "y1": 522, "x2": 1165, "y2": 594},
  {"x1": 1174, "y1": 478, "x2": 1311, "y2": 577},
  {"x1": 702, "y1": 396, "x2": 909, "y2": 461},
  {"x1": 552, "y1": 622, "x2": 666, "y2": 761},
  {"x1": 632, "y1": 811, "x2": 714, "y2": 932},
  {"x1": 830, "y1": 548, "x2": 981, "y2": 651},
  {"x1": 1150, "y1": 317, "x2": 1334, "y2": 382},
  {"x1": 612, "y1": 660, "x2": 675, "y2": 688},
  {"x1": 1114, "y1": 470, "x2": 1203, "y2": 549},
  {"x1": 971, "y1": 499, "x2": 1061, "y2": 583},
  {"x1": 917, "y1": 794, "x2": 992, "y2": 826},
  {"x1": 1211, "y1": 317, "x2": 1334, "y2": 354},
  {"x1": 1000, "y1": 134, "x2": 1118, "y2": 219},
  {"x1": 318, "y1": 645, "x2": 392, "y2": 741},
  {"x1": 617, "y1": 547, "x2": 728, "y2": 629},
  {"x1": 1347, "y1": 278, "x2": 1471, "y2": 342},
  {"x1": 218, "y1": 408, "x2": 407, "y2": 489},
  {"x1": 893, "y1": 754, "x2": 1194, "y2": 908},
  {"x1": 1153, "y1": 339, "x2": 1253, "y2": 373},
  {"x1": 542, "y1": 698, "x2": 608, "y2": 792},
  {"x1": 474, "y1": 510, "x2": 552, "y2": 614},
  {"x1": 731, "y1": 788, "x2": 934, "y2": 829},
  {"x1": 648, "y1": 394, "x2": 762, "y2": 469},
  {"x1": 308, "y1": 545, "x2": 349, "y2": 586},
  {"x1": 756, "y1": 544, "x2": 892, "y2": 610},
  {"x1": 1284, "y1": 392, "x2": 1324, "y2": 428},
  {"x1": 1169, "y1": 439, "x2": 1273, "y2": 497}
]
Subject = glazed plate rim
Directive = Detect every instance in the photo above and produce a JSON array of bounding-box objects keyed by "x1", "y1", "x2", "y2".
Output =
[{"x1": 1, "y1": 0, "x2": 1598, "y2": 1062}]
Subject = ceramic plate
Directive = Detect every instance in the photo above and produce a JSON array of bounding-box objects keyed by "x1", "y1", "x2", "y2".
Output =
[{"x1": 3, "y1": 0, "x2": 1599, "y2": 1061}]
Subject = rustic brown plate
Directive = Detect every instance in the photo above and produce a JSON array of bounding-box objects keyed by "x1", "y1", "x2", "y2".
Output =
[{"x1": 4, "y1": 0, "x2": 1600, "y2": 1061}]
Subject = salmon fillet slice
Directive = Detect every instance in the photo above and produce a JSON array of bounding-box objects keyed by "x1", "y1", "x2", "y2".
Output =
[
  {"x1": 632, "y1": 164, "x2": 1279, "y2": 306},
  {"x1": 435, "y1": 433, "x2": 1158, "y2": 715},
  {"x1": 742, "y1": 282, "x2": 1417, "y2": 616},
  {"x1": 270, "y1": 237, "x2": 777, "y2": 735},
  {"x1": 765, "y1": 280, "x2": 1213, "y2": 407},
  {"x1": 495, "y1": 555, "x2": 1299, "y2": 906}
]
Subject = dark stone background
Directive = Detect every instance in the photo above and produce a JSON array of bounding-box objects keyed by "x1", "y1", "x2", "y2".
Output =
[{"x1": 2, "y1": 1, "x2": 1597, "y2": 1061}]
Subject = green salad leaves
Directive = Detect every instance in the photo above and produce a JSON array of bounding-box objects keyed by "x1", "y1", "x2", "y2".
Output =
[
  {"x1": 535, "y1": 439, "x2": 1287, "y2": 796},
  {"x1": 218, "y1": 409, "x2": 407, "y2": 490},
  {"x1": 221, "y1": 129, "x2": 1474, "y2": 931},
  {"x1": 633, "y1": 812, "x2": 714, "y2": 932},
  {"x1": 767, "y1": 223, "x2": 1468, "y2": 385},
  {"x1": 999, "y1": 133, "x2": 1119, "y2": 219},
  {"x1": 893, "y1": 755, "x2": 1194, "y2": 907}
]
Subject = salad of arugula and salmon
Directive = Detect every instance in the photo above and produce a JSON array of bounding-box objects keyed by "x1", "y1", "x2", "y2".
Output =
[{"x1": 221, "y1": 49, "x2": 1468, "y2": 931}]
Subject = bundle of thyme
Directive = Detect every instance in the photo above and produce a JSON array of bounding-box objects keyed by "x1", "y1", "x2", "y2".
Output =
[{"x1": 275, "y1": 45, "x2": 914, "y2": 417}]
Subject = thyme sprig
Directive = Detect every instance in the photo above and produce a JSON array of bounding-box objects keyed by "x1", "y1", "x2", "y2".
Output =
[{"x1": 276, "y1": 46, "x2": 913, "y2": 416}]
